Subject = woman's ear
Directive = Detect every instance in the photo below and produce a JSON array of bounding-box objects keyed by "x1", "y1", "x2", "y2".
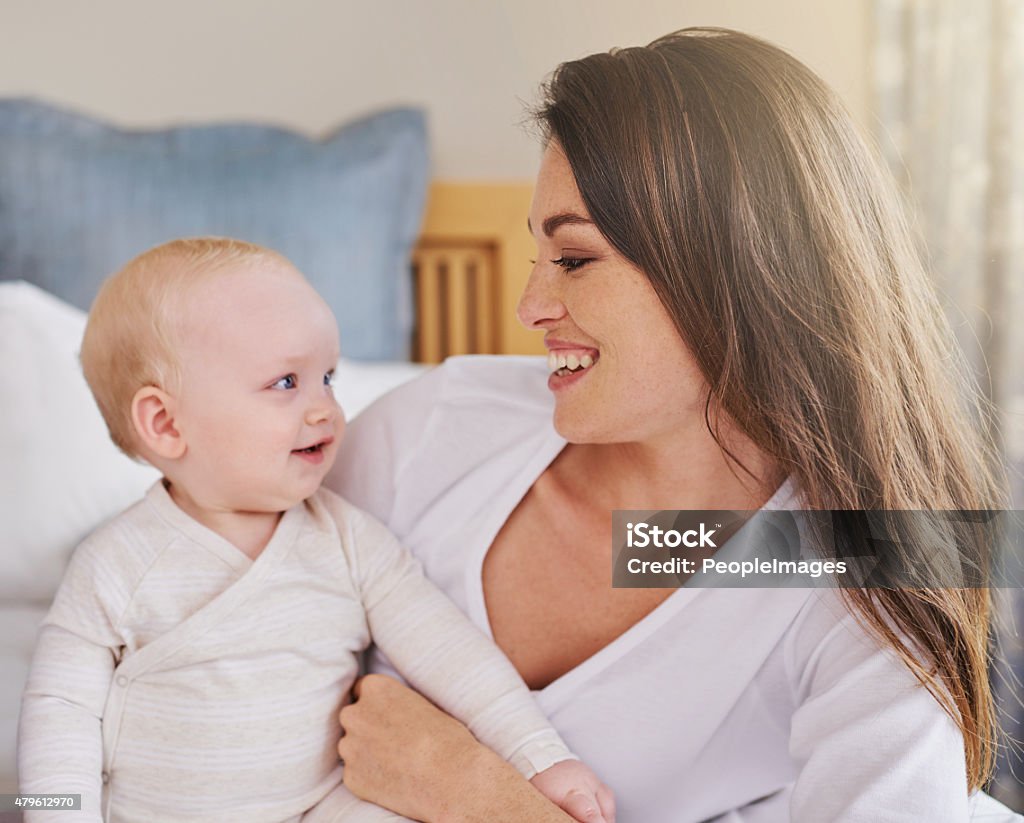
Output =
[{"x1": 131, "y1": 386, "x2": 186, "y2": 460}]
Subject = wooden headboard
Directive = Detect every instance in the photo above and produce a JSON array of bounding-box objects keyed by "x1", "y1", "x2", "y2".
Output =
[{"x1": 411, "y1": 182, "x2": 544, "y2": 362}]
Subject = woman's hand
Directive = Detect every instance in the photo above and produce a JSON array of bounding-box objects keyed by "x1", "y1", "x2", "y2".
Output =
[
  {"x1": 338, "y1": 674, "x2": 579, "y2": 822},
  {"x1": 338, "y1": 673, "x2": 479, "y2": 819}
]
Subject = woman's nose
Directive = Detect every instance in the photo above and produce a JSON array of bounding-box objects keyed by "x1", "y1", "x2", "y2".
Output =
[{"x1": 516, "y1": 265, "x2": 567, "y2": 330}]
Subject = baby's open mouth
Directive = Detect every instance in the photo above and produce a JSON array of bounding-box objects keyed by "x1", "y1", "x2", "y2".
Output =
[{"x1": 293, "y1": 437, "x2": 333, "y2": 455}]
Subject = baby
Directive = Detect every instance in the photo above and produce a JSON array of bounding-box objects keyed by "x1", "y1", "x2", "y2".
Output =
[{"x1": 18, "y1": 238, "x2": 614, "y2": 823}]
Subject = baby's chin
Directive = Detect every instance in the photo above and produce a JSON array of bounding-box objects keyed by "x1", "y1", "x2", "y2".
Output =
[
  {"x1": 292, "y1": 465, "x2": 336, "y2": 504},
  {"x1": 236, "y1": 482, "x2": 329, "y2": 513},
  {"x1": 281, "y1": 480, "x2": 330, "y2": 509}
]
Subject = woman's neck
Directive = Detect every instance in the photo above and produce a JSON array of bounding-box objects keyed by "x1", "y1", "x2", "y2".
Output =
[{"x1": 557, "y1": 425, "x2": 784, "y2": 513}]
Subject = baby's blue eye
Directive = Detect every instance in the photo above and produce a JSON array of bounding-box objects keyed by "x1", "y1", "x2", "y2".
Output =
[
  {"x1": 324, "y1": 370, "x2": 335, "y2": 387},
  {"x1": 271, "y1": 374, "x2": 297, "y2": 390}
]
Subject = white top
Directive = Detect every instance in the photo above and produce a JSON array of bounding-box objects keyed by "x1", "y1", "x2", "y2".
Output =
[
  {"x1": 18, "y1": 482, "x2": 571, "y2": 823},
  {"x1": 326, "y1": 355, "x2": 974, "y2": 823}
]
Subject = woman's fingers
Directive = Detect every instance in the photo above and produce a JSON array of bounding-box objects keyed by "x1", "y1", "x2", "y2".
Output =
[
  {"x1": 349, "y1": 672, "x2": 370, "y2": 701},
  {"x1": 335, "y1": 673, "x2": 483, "y2": 820},
  {"x1": 337, "y1": 674, "x2": 388, "y2": 746}
]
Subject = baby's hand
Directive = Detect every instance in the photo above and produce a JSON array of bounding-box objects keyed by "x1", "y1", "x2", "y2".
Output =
[{"x1": 529, "y1": 759, "x2": 616, "y2": 823}]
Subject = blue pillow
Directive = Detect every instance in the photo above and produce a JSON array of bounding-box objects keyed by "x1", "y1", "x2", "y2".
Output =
[{"x1": 0, "y1": 99, "x2": 429, "y2": 360}]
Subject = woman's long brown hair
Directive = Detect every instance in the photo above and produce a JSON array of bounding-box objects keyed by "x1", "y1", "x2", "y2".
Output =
[{"x1": 536, "y1": 27, "x2": 1008, "y2": 789}]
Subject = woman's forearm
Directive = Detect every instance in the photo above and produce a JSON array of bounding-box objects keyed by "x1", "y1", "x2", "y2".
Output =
[{"x1": 430, "y1": 743, "x2": 576, "y2": 823}]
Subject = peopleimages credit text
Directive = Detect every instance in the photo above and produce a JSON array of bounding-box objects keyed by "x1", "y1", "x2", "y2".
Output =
[{"x1": 612, "y1": 509, "x2": 1024, "y2": 589}]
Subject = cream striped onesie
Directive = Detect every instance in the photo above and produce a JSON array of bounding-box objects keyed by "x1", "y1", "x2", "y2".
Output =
[{"x1": 18, "y1": 482, "x2": 573, "y2": 822}]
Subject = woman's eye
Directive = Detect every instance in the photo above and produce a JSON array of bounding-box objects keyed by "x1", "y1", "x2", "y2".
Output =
[
  {"x1": 551, "y1": 256, "x2": 591, "y2": 273},
  {"x1": 271, "y1": 374, "x2": 297, "y2": 390}
]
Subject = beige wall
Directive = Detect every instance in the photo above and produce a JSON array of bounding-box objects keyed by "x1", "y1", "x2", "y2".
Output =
[{"x1": 0, "y1": 0, "x2": 871, "y2": 179}]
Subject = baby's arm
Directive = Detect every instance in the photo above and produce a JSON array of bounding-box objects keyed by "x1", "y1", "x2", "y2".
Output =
[
  {"x1": 18, "y1": 543, "x2": 121, "y2": 822},
  {"x1": 334, "y1": 497, "x2": 614, "y2": 822}
]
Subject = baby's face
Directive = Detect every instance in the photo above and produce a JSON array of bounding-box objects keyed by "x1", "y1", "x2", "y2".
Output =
[{"x1": 168, "y1": 261, "x2": 343, "y2": 514}]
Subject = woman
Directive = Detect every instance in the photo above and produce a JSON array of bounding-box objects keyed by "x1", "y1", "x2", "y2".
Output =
[{"x1": 325, "y1": 28, "x2": 1014, "y2": 822}]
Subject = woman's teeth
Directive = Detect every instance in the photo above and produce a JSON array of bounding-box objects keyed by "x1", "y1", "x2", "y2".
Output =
[{"x1": 547, "y1": 352, "x2": 596, "y2": 375}]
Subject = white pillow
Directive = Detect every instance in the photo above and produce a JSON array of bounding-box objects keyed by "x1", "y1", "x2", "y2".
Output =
[
  {"x1": 0, "y1": 281, "x2": 426, "y2": 603},
  {"x1": 0, "y1": 281, "x2": 160, "y2": 602}
]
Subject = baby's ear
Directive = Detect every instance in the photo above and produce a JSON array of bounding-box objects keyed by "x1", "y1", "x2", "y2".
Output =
[{"x1": 131, "y1": 386, "x2": 186, "y2": 460}]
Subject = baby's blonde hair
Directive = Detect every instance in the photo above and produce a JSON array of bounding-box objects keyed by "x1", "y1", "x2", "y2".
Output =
[{"x1": 81, "y1": 237, "x2": 290, "y2": 459}]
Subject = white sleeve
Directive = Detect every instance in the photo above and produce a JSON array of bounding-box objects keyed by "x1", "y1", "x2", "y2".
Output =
[
  {"x1": 326, "y1": 365, "x2": 445, "y2": 525},
  {"x1": 18, "y1": 543, "x2": 123, "y2": 823},
  {"x1": 786, "y1": 593, "x2": 969, "y2": 822},
  {"x1": 333, "y1": 497, "x2": 574, "y2": 779}
]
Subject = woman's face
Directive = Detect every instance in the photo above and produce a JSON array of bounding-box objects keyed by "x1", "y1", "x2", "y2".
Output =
[{"x1": 518, "y1": 142, "x2": 709, "y2": 447}]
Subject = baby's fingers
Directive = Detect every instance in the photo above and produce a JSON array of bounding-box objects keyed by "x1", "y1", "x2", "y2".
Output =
[
  {"x1": 596, "y1": 783, "x2": 616, "y2": 822},
  {"x1": 560, "y1": 788, "x2": 609, "y2": 823}
]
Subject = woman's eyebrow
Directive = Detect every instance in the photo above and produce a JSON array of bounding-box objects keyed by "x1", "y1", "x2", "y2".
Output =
[{"x1": 527, "y1": 212, "x2": 595, "y2": 237}]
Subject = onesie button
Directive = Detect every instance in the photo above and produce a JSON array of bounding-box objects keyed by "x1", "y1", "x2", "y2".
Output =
[
  {"x1": 115, "y1": 675, "x2": 128, "y2": 687},
  {"x1": 101, "y1": 770, "x2": 110, "y2": 784}
]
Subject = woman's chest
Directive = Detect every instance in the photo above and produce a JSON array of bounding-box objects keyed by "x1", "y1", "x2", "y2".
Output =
[{"x1": 481, "y1": 488, "x2": 675, "y2": 690}]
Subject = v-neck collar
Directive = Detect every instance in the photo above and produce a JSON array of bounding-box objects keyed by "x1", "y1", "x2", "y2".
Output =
[
  {"x1": 144, "y1": 480, "x2": 292, "y2": 572},
  {"x1": 463, "y1": 427, "x2": 800, "y2": 711},
  {"x1": 116, "y1": 481, "x2": 306, "y2": 681}
]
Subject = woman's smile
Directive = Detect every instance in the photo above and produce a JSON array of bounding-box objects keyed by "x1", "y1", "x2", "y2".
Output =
[{"x1": 546, "y1": 338, "x2": 600, "y2": 386}]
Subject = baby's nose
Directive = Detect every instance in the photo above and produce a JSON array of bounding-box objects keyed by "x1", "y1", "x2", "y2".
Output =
[{"x1": 306, "y1": 397, "x2": 339, "y2": 426}]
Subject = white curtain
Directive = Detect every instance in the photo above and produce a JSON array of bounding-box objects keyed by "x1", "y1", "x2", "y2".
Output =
[{"x1": 873, "y1": 0, "x2": 1024, "y2": 806}]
